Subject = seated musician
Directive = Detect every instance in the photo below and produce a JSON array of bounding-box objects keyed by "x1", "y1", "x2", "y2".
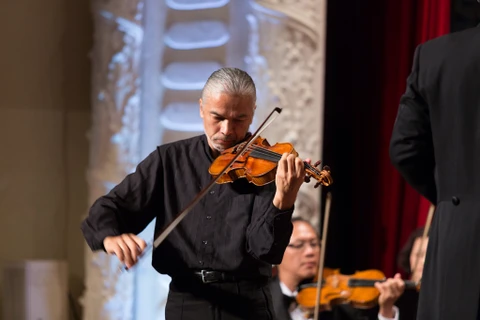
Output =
[
  {"x1": 392, "y1": 227, "x2": 426, "y2": 319},
  {"x1": 269, "y1": 217, "x2": 405, "y2": 320}
]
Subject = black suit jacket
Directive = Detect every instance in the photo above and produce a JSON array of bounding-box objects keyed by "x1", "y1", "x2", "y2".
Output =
[
  {"x1": 390, "y1": 25, "x2": 480, "y2": 320},
  {"x1": 269, "y1": 276, "x2": 294, "y2": 320}
]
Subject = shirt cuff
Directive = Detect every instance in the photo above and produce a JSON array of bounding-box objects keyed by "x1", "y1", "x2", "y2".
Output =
[
  {"x1": 378, "y1": 306, "x2": 399, "y2": 320},
  {"x1": 264, "y1": 205, "x2": 294, "y2": 225},
  {"x1": 81, "y1": 221, "x2": 120, "y2": 251}
]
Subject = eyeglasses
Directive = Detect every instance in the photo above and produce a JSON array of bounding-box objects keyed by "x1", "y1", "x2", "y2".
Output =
[{"x1": 287, "y1": 241, "x2": 319, "y2": 250}]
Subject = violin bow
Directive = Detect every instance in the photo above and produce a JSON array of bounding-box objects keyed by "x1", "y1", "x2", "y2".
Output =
[
  {"x1": 122, "y1": 107, "x2": 282, "y2": 271},
  {"x1": 313, "y1": 192, "x2": 332, "y2": 320},
  {"x1": 411, "y1": 203, "x2": 435, "y2": 286}
]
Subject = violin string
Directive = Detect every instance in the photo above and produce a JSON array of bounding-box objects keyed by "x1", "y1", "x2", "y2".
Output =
[
  {"x1": 241, "y1": 144, "x2": 322, "y2": 175},
  {"x1": 242, "y1": 144, "x2": 310, "y2": 166},
  {"x1": 247, "y1": 145, "x2": 321, "y2": 174}
]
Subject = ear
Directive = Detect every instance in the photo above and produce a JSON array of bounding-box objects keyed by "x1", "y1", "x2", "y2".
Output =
[
  {"x1": 199, "y1": 98, "x2": 204, "y2": 119},
  {"x1": 249, "y1": 104, "x2": 257, "y2": 125}
]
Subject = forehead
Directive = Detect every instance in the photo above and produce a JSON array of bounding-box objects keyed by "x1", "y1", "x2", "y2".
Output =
[
  {"x1": 203, "y1": 92, "x2": 254, "y2": 116},
  {"x1": 291, "y1": 221, "x2": 318, "y2": 240}
]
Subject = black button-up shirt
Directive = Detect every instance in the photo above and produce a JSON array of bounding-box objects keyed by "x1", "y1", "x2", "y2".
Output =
[{"x1": 81, "y1": 134, "x2": 294, "y2": 278}]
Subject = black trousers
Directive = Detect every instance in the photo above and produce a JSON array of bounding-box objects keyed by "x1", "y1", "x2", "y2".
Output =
[{"x1": 165, "y1": 277, "x2": 274, "y2": 320}]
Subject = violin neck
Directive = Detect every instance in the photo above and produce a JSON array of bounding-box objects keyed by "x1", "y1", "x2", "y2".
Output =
[
  {"x1": 249, "y1": 147, "x2": 313, "y2": 168},
  {"x1": 348, "y1": 278, "x2": 418, "y2": 290}
]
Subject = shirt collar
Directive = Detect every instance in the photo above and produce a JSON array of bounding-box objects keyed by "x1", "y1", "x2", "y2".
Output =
[
  {"x1": 279, "y1": 280, "x2": 298, "y2": 297},
  {"x1": 202, "y1": 134, "x2": 214, "y2": 162}
]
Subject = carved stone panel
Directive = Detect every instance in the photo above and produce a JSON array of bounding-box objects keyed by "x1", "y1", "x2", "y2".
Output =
[
  {"x1": 81, "y1": 0, "x2": 144, "y2": 319},
  {"x1": 246, "y1": 0, "x2": 327, "y2": 229}
]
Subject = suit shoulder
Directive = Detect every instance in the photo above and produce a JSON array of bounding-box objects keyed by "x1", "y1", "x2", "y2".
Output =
[
  {"x1": 422, "y1": 26, "x2": 480, "y2": 51},
  {"x1": 268, "y1": 276, "x2": 282, "y2": 292}
]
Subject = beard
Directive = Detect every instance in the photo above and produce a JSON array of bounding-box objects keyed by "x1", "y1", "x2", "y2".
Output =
[{"x1": 207, "y1": 134, "x2": 237, "y2": 153}]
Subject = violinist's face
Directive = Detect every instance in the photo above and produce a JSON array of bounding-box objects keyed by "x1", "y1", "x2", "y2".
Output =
[
  {"x1": 279, "y1": 221, "x2": 320, "y2": 282},
  {"x1": 409, "y1": 237, "x2": 428, "y2": 283},
  {"x1": 200, "y1": 92, "x2": 255, "y2": 156}
]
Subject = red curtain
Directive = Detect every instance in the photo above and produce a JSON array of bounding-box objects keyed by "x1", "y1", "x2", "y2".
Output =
[{"x1": 371, "y1": 0, "x2": 450, "y2": 276}]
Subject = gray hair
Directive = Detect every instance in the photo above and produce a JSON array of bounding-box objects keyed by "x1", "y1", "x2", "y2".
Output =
[{"x1": 202, "y1": 67, "x2": 257, "y2": 104}]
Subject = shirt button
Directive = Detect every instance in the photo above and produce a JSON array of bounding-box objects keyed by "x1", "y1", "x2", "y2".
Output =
[
  {"x1": 199, "y1": 260, "x2": 203, "y2": 265},
  {"x1": 206, "y1": 215, "x2": 212, "y2": 219},
  {"x1": 210, "y1": 190, "x2": 215, "y2": 194},
  {"x1": 452, "y1": 196, "x2": 460, "y2": 206},
  {"x1": 203, "y1": 240, "x2": 208, "y2": 245}
]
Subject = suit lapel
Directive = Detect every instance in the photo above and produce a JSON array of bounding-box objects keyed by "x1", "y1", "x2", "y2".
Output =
[{"x1": 269, "y1": 277, "x2": 293, "y2": 320}]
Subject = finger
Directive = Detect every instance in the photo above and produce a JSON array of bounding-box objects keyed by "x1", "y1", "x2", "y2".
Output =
[
  {"x1": 124, "y1": 236, "x2": 140, "y2": 262},
  {"x1": 278, "y1": 153, "x2": 288, "y2": 173},
  {"x1": 118, "y1": 237, "x2": 134, "y2": 268},
  {"x1": 287, "y1": 154, "x2": 295, "y2": 175},
  {"x1": 133, "y1": 236, "x2": 147, "y2": 252},
  {"x1": 396, "y1": 284, "x2": 405, "y2": 295},
  {"x1": 390, "y1": 277, "x2": 405, "y2": 289},
  {"x1": 374, "y1": 282, "x2": 385, "y2": 292},
  {"x1": 112, "y1": 246, "x2": 125, "y2": 263},
  {"x1": 391, "y1": 287, "x2": 402, "y2": 299},
  {"x1": 295, "y1": 157, "x2": 304, "y2": 178},
  {"x1": 386, "y1": 280, "x2": 403, "y2": 298}
]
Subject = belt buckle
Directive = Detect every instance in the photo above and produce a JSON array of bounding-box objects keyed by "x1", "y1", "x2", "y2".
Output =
[{"x1": 200, "y1": 270, "x2": 217, "y2": 284}]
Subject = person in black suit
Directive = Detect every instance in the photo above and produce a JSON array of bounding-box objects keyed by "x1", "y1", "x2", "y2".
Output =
[
  {"x1": 389, "y1": 24, "x2": 480, "y2": 320},
  {"x1": 269, "y1": 217, "x2": 405, "y2": 320}
]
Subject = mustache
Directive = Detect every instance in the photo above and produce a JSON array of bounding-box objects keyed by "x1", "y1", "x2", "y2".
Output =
[
  {"x1": 214, "y1": 139, "x2": 234, "y2": 142},
  {"x1": 213, "y1": 136, "x2": 235, "y2": 142}
]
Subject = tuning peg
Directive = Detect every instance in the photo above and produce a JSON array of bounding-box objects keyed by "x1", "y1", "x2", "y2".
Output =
[
  {"x1": 314, "y1": 160, "x2": 322, "y2": 168},
  {"x1": 314, "y1": 182, "x2": 321, "y2": 188},
  {"x1": 304, "y1": 175, "x2": 311, "y2": 183}
]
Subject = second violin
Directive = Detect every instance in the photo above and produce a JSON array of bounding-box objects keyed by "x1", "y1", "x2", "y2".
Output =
[{"x1": 296, "y1": 269, "x2": 419, "y2": 314}]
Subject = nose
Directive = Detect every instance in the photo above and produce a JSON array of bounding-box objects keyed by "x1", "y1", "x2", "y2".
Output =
[
  {"x1": 304, "y1": 244, "x2": 317, "y2": 256},
  {"x1": 220, "y1": 120, "x2": 233, "y2": 136}
]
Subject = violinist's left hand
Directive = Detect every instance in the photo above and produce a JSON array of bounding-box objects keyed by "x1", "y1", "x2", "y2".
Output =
[
  {"x1": 273, "y1": 153, "x2": 307, "y2": 210},
  {"x1": 376, "y1": 273, "x2": 405, "y2": 319}
]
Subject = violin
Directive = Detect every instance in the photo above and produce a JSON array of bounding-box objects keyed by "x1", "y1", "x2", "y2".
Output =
[
  {"x1": 296, "y1": 269, "x2": 420, "y2": 314},
  {"x1": 209, "y1": 136, "x2": 333, "y2": 188}
]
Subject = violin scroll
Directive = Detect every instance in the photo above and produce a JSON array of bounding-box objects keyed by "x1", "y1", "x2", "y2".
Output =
[{"x1": 304, "y1": 161, "x2": 333, "y2": 188}]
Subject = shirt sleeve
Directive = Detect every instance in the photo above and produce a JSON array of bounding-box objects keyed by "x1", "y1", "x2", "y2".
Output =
[
  {"x1": 245, "y1": 182, "x2": 294, "y2": 264},
  {"x1": 378, "y1": 306, "x2": 399, "y2": 320},
  {"x1": 80, "y1": 148, "x2": 163, "y2": 251},
  {"x1": 389, "y1": 44, "x2": 437, "y2": 204}
]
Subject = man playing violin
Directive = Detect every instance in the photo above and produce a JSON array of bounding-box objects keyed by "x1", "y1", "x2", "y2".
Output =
[
  {"x1": 81, "y1": 67, "x2": 308, "y2": 320},
  {"x1": 269, "y1": 217, "x2": 405, "y2": 320}
]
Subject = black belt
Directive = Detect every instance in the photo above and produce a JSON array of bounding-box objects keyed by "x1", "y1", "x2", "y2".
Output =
[{"x1": 192, "y1": 270, "x2": 266, "y2": 284}]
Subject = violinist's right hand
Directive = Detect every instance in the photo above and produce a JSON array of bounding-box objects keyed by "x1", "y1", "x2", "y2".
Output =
[{"x1": 104, "y1": 234, "x2": 147, "y2": 269}]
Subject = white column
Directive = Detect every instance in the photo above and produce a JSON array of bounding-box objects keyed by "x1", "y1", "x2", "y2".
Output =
[
  {"x1": 81, "y1": 0, "x2": 144, "y2": 318},
  {"x1": 246, "y1": 0, "x2": 328, "y2": 229}
]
